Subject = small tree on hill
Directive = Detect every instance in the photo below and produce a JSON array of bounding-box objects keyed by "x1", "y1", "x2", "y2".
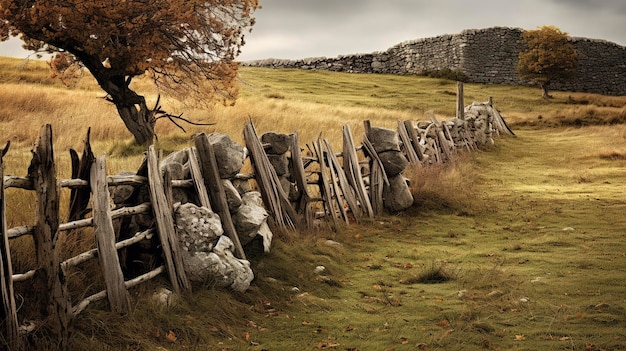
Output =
[
  {"x1": 0, "y1": 0, "x2": 259, "y2": 145},
  {"x1": 517, "y1": 26, "x2": 578, "y2": 99}
]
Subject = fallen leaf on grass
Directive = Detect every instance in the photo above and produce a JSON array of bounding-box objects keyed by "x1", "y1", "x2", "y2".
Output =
[
  {"x1": 559, "y1": 336, "x2": 571, "y2": 341},
  {"x1": 343, "y1": 325, "x2": 355, "y2": 332},
  {"x1": 515, "y1": 334, "x2": 526, "y2": 341},
  {"x1": 435, "y1": 320, "x2": 449, "y2": 327},
  {"x1": 166, "y1": 330, "x2": 177, "y2": 343},
  {"x1": 400, "y1": 337, "x2": 409, "y2": 344}
]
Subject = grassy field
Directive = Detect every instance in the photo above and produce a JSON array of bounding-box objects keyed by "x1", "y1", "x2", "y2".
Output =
[{"x1": 1, "y1": 57, "x2": 626, "y2": 350}]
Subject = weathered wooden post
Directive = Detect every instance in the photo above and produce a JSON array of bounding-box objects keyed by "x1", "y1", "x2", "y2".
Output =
[
  {"x1": 90, "y1": 156, "x2": 131, "y2": 313},
  {"x1": 342, "y1": 125, "x2": 373, "y2": 218},
  {"x1": 0, "y1": 141, "x2": 22, "y2": 350},
  {"x1": 147, "y1": 146, "x2": 191, "y2": 294},
  {"x1": 243, "y1": 122, "x2": 299, "y2": 231},
  {"x1": 29, "y1": 124, "x2": 71, "y2": 349},
  {"x1": 289, "y1": 132, "x2": 314, "y2": 228},
  {"x1": 193, "y1": 133, "x2": 246, "y2": 259},
  {"x1": 456, "y1": 81, "x2": 464, "y2": 120}
]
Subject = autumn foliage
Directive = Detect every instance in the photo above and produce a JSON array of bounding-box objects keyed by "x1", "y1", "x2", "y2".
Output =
[
  {"x1": 517, "y1": 26, "x2": 578, "y2": 98},
  {"x1": 0, "y1": 0, "x2": 259, "y2": 144}
]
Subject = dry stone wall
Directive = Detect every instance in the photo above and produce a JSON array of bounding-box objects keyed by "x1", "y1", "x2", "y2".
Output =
[{"x1": 244, "y1": 27, "x2": 626, "y2": 96}]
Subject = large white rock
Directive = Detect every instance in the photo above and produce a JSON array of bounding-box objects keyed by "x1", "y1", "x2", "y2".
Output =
[
  {"x1": 182, "y1": 236, "x2": 254, "y2": 292},
  {"x1": 233, "y1": 200, "x2": 269, "y2": 246},
  {"x1": 174, "y1": 203, "x2": 223, "y2": 252}
]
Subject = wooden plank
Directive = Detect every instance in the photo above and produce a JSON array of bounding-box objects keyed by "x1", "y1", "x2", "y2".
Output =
[
  {"x1": 369, "y1": 156, "x2": 385, "y2": 216},
  {"x1": 361, "y1": 134, "x2": 389, "y2": 186},
  {"x1": 28, "y1": 124, "x2": 71, "y2": 349},
  {"x1": 289, "y1": 132, "x2": 314, "y2": 228},
  {"x1": 404, "y1": 120, "x2": 426, "y2": 163},
  {"x1": 312, "y1": 139, "x2": 338, "y2": 228},
  {"x1": 147, "y1": 146, "x2": 191, "y2": 294},
  {"x1": 342, "y1": 125, "x2": 373, "y2": 218},
  {"x1": 243, "y1": 122, "x2": 299, "y2": 231},
  {"x1": 362, "y1": 126, "x2": 387, "y2": 215},
  {"x1": 323, "y1": 140, "x2": 349, "y2": 224},
  {"x1": 90, "y1": 156, "x2": 131, "y2": 313},
  {"x1": 62, "y1": 229, "x2": 154, "y2": 271},
  {"x1": 73, "y1": 265, "x2": 165, "y2": 317},
  {"x1": 0, "y1": 141, "x2": 21, "y2": 349},
  {"x1": 193, "y1": 134, "x2": 246, "y2": 259},
  {"x1": 244, "y1": 125, "x2": 284, "y2": 228},
  {"x1": 186, "y1": 148, "x2": 212, "y2": 210},
  {"x1": 397, "y1": 120, "x2": 420, "y2": 165},
  {"x1": 324, "y1": 139, "x2": 361, "y2": 222}
]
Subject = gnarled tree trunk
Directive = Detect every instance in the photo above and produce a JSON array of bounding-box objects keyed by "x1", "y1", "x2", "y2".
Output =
[
  {"x1": 77, "y1": 55, "x2": 156, "y2": 145},
  {"x1": 114, "y1": 96, "x2": 155, "y2": 146}
]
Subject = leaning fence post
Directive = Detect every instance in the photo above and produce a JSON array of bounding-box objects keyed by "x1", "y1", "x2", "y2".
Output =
[
  {"x1": 0, "y1": 141, "x2": 22, "y2": 350},
  {"x1": 90, "y1": 156, "x2": 131, "y2": 313},
  {"x1": 147, "y1": 146, "x2": 191, "y2": 294},
  {"x1": 29, "y1": 124, "x2": 71, "y2": 349},
  {"x1": 193, "y1": 133, "x2": 246, "y2": 259}
]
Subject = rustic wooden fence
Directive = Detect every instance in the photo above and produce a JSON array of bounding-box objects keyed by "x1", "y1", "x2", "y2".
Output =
[{"x1": 0, "y1": 92, "x2": 513, "y2": 349}]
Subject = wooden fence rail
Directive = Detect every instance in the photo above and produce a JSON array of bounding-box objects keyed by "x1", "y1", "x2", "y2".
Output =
[{"x1": 1, "y1": 91, "x2": 513, "y2": 349}]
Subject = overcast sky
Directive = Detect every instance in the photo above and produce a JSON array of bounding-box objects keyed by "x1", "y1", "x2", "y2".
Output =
[{"x1": 1, "y1": 0, "x2": 625, "y2": 61}]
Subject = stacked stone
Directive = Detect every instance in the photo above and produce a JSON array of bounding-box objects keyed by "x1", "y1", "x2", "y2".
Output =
[
  {"x1": 241, "y1": 27, "x2": 626, "y2": 96},
  {"x1": 110, "y1": 133, "x2": 276, "y2": 292},
  {"x1": 368, "y1": 127, "x2": 414, "y2": 212},
  {"x1": 464, "y1": 103, "x2": 495, "y2": 146}
]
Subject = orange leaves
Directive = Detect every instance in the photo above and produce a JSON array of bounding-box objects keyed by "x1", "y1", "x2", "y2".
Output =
[
  {"x1": 152, "y1": 328, "x2": 178, "y2": 343},
  {"x1": 435, "y1": 320, "x2": 449, "y2": 328},
  {"x1": 165, "y1": 330, "x2": 177, "y2": 343}
]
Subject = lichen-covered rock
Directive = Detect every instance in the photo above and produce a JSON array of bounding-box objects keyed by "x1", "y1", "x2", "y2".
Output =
[
  {"x1": 207, "y1": 133, "x2": 245, "y2": 179},
  {"x1": 233, "y1": 199, "x2": 269, "y2": 246},
  {"x1": 182, "y1": 236, "x2": 254, "y2": 292},
  {"x1": 382, "y1": 175, "x2": 414, "y2": 212},
  {"x1": 174, "y1": 203, "x2": 223, "y2": 252}
]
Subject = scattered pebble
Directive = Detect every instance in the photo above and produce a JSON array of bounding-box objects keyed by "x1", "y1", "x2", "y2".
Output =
[
  {"x1": 562, "y1": 227, "x2": 575, "y2": 232},
  {"x1": 324, "y1": 239, "x2": 344, "y2": 249},
  {"x1": 314, "y1": 265, "x2": 326, "y2": 274}
]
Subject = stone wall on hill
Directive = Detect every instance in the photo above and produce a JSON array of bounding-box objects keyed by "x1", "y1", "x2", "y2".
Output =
[{"x1": 243, "y1": 27, "x2": 626, "y2": 96}]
